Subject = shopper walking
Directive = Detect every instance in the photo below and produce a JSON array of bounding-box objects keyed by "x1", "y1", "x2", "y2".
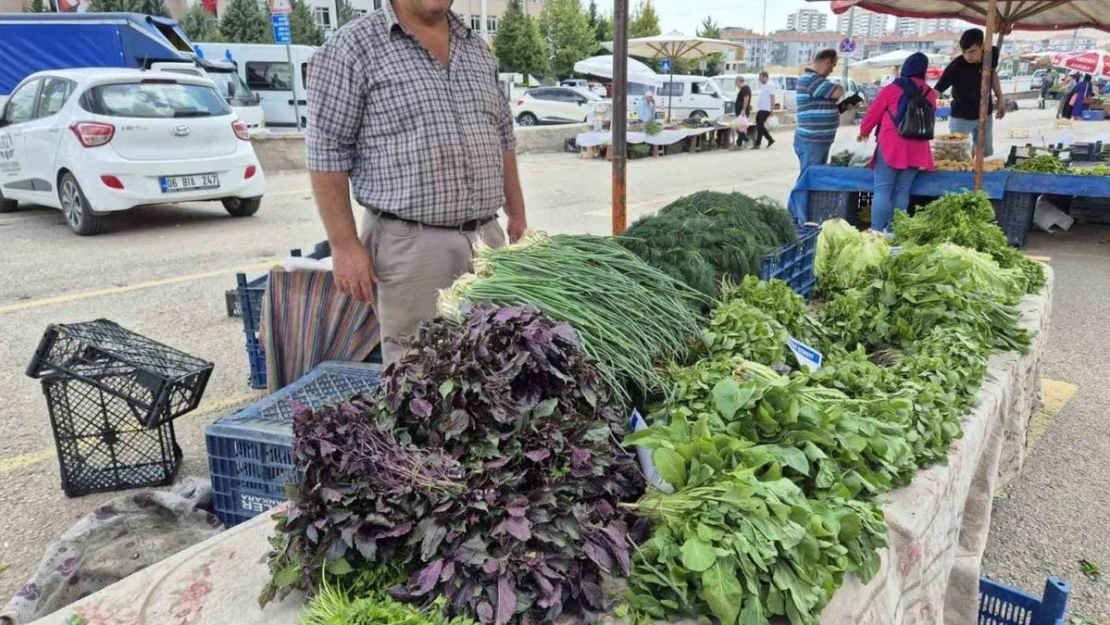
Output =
[
  {"x1": 752, "y1": 72, "x2": 776, "y2": 149},
  {"x1": 1071, "y1": 74, "x2": 1093, "y2": 120},
  {"x1": 934, "y1": 28, "x2": 1005, "y2": 157},
  {"x1": 858, "y1": 52, "x2": 937, "y2": 233},
  {"x1": 732, "y1": 76, "x2": 752, "y2": 149},
  {"x1": 305, "y1": 0, "x2": 527, "y2": 364},
  {"x1": 1058, "y1": 73, "x2": 1076, "y2": 119}
]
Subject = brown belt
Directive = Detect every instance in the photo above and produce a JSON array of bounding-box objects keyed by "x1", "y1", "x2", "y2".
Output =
[{"x1": 372, "y1": 210, "x2": 495, "y2": 232}]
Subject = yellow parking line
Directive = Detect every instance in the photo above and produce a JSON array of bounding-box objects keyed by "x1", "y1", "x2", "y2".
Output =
[
  {"x1": 1026, "y1": 255, "x2": 1051, "y2": 262},
  {"x1": 0, "y1": 260, "x2": 279, "y2": 315},
  {"x1": 0, "y1": 392, "x2": 260, "y2": 474},
  {"x1": 1057, "y1": 252, "x2": 1110, "y2": 262},
  {"x1": 1026, "y1": 378, "x2": 1078, "y2": 453}
]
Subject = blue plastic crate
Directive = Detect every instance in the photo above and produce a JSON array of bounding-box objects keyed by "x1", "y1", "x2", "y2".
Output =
[
  {"x1": 759, "y1": 225, "x2": 819, "y2": 298},
  {"x1": 205, "y1": 361, "x2": 384, "y2": 527},
  {"x1": 806, "y1": 190, "x2": 870, "y2": 226},
  {"x1": 1081, "y1": 109, "x2": 1106, "y2": 121},
  {"x1": 978, "y1": 576, "x2": 1070, "y2": 625},
  {"x1": 235, "y1": 241, "x2": 331, "y2": 389}
]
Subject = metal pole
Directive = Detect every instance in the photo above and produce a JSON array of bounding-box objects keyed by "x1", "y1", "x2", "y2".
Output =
[
  {"x1": 762, "y1": 0, "x2": 767, "y2": 35},
  {"x1": 842, "y1": 7, "x2": 854, "y2": 84},
  {"x1": 287, "y1": 43, "x2": 302, "y2": 130},
  {"x1": 612, "y1": 0, "x2": 629, "y2": 235},
  {"x1": 480, "y1": 0, "x2": 488, "y2": 41},
  {"x1": 974, "y1": 0, "x2": 998, "y2": 190}
]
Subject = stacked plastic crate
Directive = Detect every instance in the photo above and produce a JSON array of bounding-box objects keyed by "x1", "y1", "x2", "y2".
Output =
[{"x1": 25, "y1": 320, "x2": 214, "y2": 497}]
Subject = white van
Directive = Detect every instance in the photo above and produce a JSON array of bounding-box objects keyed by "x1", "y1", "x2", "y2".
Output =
[
  {"x1": 150, "y1": 60, "x2": 265, "y2": 131},
  {"x1": 194, "y1": 43, "x2": 317, "y2": 128},
  {"x1": 657, "y1": 75, "x2": 726, "y2": 121}
]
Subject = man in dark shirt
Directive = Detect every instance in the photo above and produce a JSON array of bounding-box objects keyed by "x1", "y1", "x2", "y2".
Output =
[
  {"x1": 935, "y1": 28, "x2": 1005, "y2": 157},
  {"x1": 733, "y1": 76, "x2": 752, "y2": 149}
]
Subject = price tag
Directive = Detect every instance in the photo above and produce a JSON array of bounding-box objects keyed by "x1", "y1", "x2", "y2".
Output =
[
  {"x1": 629, "y1": 410, "x2": 673, "y2": 493},
  {"x1": 890, "y1": 245, "x2": 903, "y2": 256},
  {"x1": 787, "y1": 336, "x2": 823, "y2": 372}
]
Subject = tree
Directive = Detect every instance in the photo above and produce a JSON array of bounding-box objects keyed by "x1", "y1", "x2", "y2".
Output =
[
  {"x1": 136, "y1": 0, "x2": 168, "y2": 16},
  {"x1": 88, "y1": 0, "x2": 139, "y2": 11},
  {"x1": 538, "y1": 0, "x2": 596, "y2": 80},
  {"x1": 23, "y1": 0, "x2": 48, "y2": 13},
  {"x1": 337, "y1": 0, "x2": 359, "y2": 28},
  {"x1": 629, "y1": 0, "x2": 660, "y2": 38},
  {"x1": 219, "y1": 0, "x2": 269, "y2": 44},
  {"x1": 493, "y1": 0, "x2": 549, "y2": 79},
  {"x1": 290, "y1": 0, "x2": 325, "y2": 45},
  {"x1": 594, "y1": 12, "x2": 612, "y2": 44},
  {"x1": 180, "y1": 3, "x2": 221, "y2": 42},
  {"x1": 696, "y1": 16, "x2": 724, "y2": 76}
]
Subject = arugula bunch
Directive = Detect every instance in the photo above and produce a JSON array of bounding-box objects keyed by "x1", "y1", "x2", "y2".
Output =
[{"x1": 264, "y1": 305, "x2": 645, "y2": 625}]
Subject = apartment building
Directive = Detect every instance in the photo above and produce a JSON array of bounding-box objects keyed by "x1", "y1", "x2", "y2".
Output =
[
  {"x1": 786, "y1": 9, "x2": 827, "y2": 34},
  {"x1": 770, "y1": 31, "x2": 842, "y2": 67},
  {"x1": 837, "y1": 8, "x2": 888, "y2": 39},
  {"x1": 894, "y1": 17, "x2": 960, "y2": 36},
  {"x1": 720, "y1": 26, "x2": 772, "y2": 71}
]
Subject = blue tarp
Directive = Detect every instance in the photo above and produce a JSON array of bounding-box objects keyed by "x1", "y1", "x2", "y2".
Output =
[
  {"x1": 790, "y1": 165, "x2": 1110, "y2": 222},
  {"x1": 0, "y1": 13, "x2": 192, "y2": 95}
]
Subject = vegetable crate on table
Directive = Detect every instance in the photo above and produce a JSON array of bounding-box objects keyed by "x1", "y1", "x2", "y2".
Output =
[
  {"x1": 978, "y1": 576, "x2": 1070, "y2": 625},
  {"x1": 759, "y1": 225, "x2": 819, "y2": 298},
  {"x1": 235, "y1": 242, "x2": 331, "y2": 389},
  {"x1": 205, "y1": 361, "x2": 384, "y2": 527},
  {"x1": 806, "y1": 190, "x2": 872, "y2": 227}
]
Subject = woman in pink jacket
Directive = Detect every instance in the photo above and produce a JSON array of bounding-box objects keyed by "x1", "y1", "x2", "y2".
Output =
[{"x1": 859, "y1": 52, "x2": 937, "y2": 233}]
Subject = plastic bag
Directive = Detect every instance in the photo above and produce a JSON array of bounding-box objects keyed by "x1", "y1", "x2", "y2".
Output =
[
  {"x1": 733, "y1": 115, "x2": 751, "y2": 131},
  {"x1": 766, "y1": 115, "x2": 781, "y2": 130},
  {"x1": 1033, "y1": 195, "x2": 1074, "y2": 232},
  {"x1": 829, "y1": 138, "x2": 874, "y2": 168}
]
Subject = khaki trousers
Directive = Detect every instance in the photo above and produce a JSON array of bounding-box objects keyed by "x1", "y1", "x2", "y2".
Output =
[{"x1": 361, "y1": 213, "x2": 505, "y2": 364}]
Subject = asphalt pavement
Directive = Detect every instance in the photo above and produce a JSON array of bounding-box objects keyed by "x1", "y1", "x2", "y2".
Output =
[{"x1": 0, "y1": 105, "x2": 1107, "y2": 620}]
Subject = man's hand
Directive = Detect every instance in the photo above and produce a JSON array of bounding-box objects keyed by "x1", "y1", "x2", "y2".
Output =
[
  {"x1": 332, "y1": 241, "x2": 378, "y2": 303},
  {"x1": 507, "y1": 213, "x2": 527, "y2": 243},
  {"x1": 996, "y1": 104, "x2": 1006, "y2": 120},
  {"x1": 857, "y1": 134, "x2": 869, "y2": 143}
]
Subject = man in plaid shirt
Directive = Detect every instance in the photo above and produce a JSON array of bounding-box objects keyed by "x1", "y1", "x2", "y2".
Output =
[{"x1": 305, "y1": 0, "x2": 527, "y2": 363}]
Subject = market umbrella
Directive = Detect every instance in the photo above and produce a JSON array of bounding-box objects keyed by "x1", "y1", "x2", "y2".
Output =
[
  {"x1": 851, "y1": 49, "x2": 948, "y2": 68},
  {"x1": 809, "y1": 0, "x2": 1110, "y2": 188},
  {"x1": 573, "y1": 55, "x2": 664, "y2": 87},
  {"x1": 1053, "y1": 50, "x2": 1110, "y2": 77},
  {"x1": 601, "y1": 32, "x2": 744, "y2": 121}
]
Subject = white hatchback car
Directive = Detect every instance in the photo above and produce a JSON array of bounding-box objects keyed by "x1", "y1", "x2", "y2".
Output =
[
  {"x1": 513, "y1": 87, "x2": 603, "y2": 126},
  {"x1": 0, "y1": 68, "x2": 266, "y2": 235}
]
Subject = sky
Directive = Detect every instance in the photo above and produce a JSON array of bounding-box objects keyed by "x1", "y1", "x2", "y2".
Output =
[{"x1": 654, "y1": 0, "x2": 832, "y2": 35}]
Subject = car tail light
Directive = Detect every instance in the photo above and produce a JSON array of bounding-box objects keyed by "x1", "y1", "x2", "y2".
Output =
[
  {"x1": 244, "y1": 165, "x2": 257, "y2": 179},
  {"x1": 232, "y1": 120, "x2": 250, "y2": 141},
  {"x1": 100, "y1": 175, "x2": 124, "y2": 190},
  {"x1": 516, "y1": 99, "x2": 524, "y2": 106},
  {"x1": 69, "y1": 122, "x2": 115, "y2": 148}
]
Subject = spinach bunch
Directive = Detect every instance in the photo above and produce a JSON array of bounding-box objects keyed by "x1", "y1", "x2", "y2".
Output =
[
  {"x1": 627, "y1": 467, "x2": 887, "y2": 625},
  {"x1": 264, "y1": 305, "x2": 645, "y2": 625},
  {"x1": 702, "y1": 300, "x2": 790, "y2": 366}
]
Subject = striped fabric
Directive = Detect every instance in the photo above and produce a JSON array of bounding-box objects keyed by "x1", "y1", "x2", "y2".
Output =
[
  {"x1": 796, "y1": 69, "x2": 841, "y2": 144},
  {"x1": 260, "y1": 268, "x2": 381, "y2": 392}
]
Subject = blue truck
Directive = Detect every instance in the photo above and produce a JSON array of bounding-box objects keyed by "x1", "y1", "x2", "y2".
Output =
[{"x1": 0, "y1": 12, "x2": 264, "y2": 128}]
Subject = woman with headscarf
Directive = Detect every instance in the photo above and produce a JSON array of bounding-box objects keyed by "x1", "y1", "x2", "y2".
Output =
[
  {"x1": 1071, "y1": 74, "x2": 1093, "y2": 119},
  {"x1": 858, "y1": 52, "x2": 937, "y2": 233}
]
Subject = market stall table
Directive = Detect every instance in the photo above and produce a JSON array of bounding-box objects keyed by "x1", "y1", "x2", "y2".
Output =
[
  {"x1": 576, "y1": 124, "x2": 733, "y2": 158},
  {"x1": 30, "y1": 272, "x2": 1054, "y2": 625}
]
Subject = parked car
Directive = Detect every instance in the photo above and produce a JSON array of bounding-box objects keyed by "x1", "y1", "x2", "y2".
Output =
[
  {"x1": 560, "y1": 79, "x2": 608, "y2": 97},
  {"x1": 657, "y1": 75, "x2": 726, "y2": 121},
  {"x1": 1030, "y1": 69, "x2": 1052, "y2": 91},
  {"x1": 195, "y1": 43, "x2": 318, "y2": 129},
  {"x1": 714, "y1": 74, "x2": 798, "y2": 113},
  {"x1": 513, "y1": 87, "x2": 603, "y2": 126},
  {"x1": 0, "y1": 13, "x2": 264, "y2": 130},
  {"x1": 0, "y1": 69, "x2": 266, "y2": 235}
]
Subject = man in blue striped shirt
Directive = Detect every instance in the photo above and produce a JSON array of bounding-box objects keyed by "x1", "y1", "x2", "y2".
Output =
[{"x1": 794, "y1": 49, "x2": 844, "y2": 174}]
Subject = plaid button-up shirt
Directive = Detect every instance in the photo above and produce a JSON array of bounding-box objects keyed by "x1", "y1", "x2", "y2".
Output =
[{"x1": 305, "y1": 4, "x2": 515, "y2": 227}]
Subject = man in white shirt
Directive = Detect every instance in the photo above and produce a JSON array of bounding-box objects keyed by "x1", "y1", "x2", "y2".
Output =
[{"x1": 753, "y1": 72, "x2": 776, "y2": 149}]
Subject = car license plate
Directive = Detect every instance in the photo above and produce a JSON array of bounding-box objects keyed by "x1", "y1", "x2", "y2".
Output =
[{"x1": 160, "y1": 173, "x2": 219, "y2": 193}]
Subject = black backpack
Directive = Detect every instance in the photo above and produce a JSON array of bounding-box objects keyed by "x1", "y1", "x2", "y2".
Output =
[{"x1": 890, "y1": 85, "x2": 935, "y2": 140}]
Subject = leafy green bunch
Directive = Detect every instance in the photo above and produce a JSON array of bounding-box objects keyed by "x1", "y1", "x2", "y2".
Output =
[
  {"x1": 892, "y1": 192, "x2": 1046, "y2": 293},
  {"x1": 627, "y1": 467, "x2": 887, "y2": 625}
]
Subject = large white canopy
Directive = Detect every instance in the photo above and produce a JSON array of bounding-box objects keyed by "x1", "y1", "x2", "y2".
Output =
[{"x1": 573, "y1": 55, "x2": 663, "y2": 86}]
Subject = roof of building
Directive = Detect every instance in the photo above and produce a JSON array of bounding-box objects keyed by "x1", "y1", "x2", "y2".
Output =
[{"x1": 770, "y1": 30, "x2": 842, "y2": 43}]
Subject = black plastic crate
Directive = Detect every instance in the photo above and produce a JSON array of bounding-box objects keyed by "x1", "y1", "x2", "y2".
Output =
[
  {"x1": 991, "y1": 192, "x2": 1037, "y2": 248},
  {"x1": 1068, "y1": 197, "x2": 1110, "y2": 224},
  {"x1": 760, "y1": 225, "x2": 818, "y2": 298},
  {"x1": 236, "y1": 241, "x2": 331, "y2": 389},
  {"x1": 27, "y1": 320, "x2": 213, "y2": 428},
  {"x1": 806, "y1": 191, "x2": 870, "y2": 226},
  {"x1": 205, "y1": 362, "x2": 384, "y2": 527},
  {"x1": 42, "y1": 375, "x2": 181, "y2": 497}
]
